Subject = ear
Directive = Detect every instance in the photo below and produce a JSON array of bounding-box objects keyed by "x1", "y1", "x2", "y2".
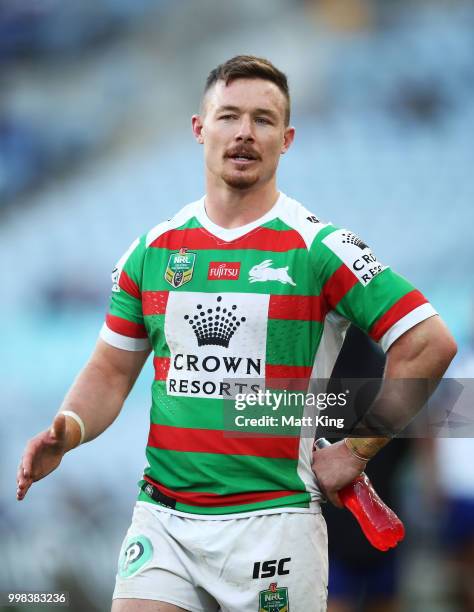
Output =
[
  {"x1": 259, "y1": 259, "x2": 273, "y2": 268},
  {"x1": 192, "y1": 115, "x2": 204, "y2": 144},
  {"x1": 281, "y1": 126, "x2": 295, "y2": 155}
]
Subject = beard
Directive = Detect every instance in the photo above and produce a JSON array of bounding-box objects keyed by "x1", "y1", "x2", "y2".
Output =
[{"x1": 221, "y1": 168, "x2": 260, "y2": 190}]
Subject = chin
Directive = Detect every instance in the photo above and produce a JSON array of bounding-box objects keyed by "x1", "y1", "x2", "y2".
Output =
[{"x1": 222, "y1": 172, "x2": 260, "y2": 190}]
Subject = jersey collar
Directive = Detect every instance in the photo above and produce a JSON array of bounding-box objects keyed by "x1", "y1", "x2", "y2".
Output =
[{"x1": 195, "y1": 192, "x2": 286, "y2": 242}]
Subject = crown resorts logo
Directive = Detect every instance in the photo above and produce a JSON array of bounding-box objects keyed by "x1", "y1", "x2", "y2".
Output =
[
  {"x1": 184, "y1": 296, "x2": 246, "y2": 348},
  {"x1": 341, "y1": 232, "x2": 368, "y2": 250},
  {"x1": 166, "y1": 292, "x2": 265, "y2": 398}
]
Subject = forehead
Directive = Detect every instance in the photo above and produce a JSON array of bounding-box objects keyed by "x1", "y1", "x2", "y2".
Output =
[{"x1": 204, "y1": 78, "x2": 287, "y2": 119}]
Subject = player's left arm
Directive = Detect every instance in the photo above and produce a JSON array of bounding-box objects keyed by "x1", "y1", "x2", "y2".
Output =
[
  {"x1": 347, "y1": 313, "x2": 457, "y2": 455},
  {"x1": 312, "y1": 315, "x2": 457, "y2": 506}
]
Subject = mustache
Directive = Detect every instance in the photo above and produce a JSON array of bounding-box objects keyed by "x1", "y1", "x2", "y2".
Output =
[{"x1": 225, "y1": 146, "x2": 260, "y2": 160}]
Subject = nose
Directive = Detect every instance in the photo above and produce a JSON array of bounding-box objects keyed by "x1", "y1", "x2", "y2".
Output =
[{"x1": 235, "y1": 115, "x2": 255, "y2": 142}]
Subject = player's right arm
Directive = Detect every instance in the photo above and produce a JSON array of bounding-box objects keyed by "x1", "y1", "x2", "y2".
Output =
[
  {"x1": 17, "y1": 233, "x2": 151, "y2": 501},
  {"x1": 16, "y1": 340, "x2": 151, "y2": 501}
]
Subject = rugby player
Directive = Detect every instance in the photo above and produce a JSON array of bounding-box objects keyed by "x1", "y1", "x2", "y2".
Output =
[{"x1": 17, "y1": 56, "x2": 457, "y2": 612}]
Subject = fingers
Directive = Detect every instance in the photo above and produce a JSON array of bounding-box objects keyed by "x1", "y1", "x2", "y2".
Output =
[
  {"x1": 17, "y1": 446, "x2": 35, "y2": 499},
  {"x1": 317, "y1": 479, "x2": 344, "y2": 509},
  {"x1": 17, "y1": 476, "x2": 32, "y2": 500},
  {"x1": 22, "y1": 447, "x2": 33, "y2": 477},
  {"x1": 16, "y1": 458, "x2": 33, "y2": 501},
  {"x1": 16, "y1": 424, "x2": 59, "y2": 501},
  {"x1": 326, "y1": 490, "x2": 344, "y2": 509},
  {"x1": 312, "y1": 442, "x2": 363, "y2": 509}
]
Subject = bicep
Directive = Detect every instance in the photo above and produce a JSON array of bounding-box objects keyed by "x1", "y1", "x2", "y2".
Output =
[
  {"x1": 385, "y1": 315, "x2": 457, "y2": 378},
  {"x1": 89, "y1": 338, "x2": 152, "y2": 393}
]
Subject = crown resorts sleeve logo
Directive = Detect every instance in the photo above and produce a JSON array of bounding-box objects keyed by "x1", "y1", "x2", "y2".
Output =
[
  {"x1": 341, "y1": 232, "x2": 368, "y2": 249},
  {"x1": 118, "y1": 535, "x2": 153, "y2": 578},
  {"x1": 184, "y1": 295, "x2": 246, "y2": 348},
  {"x1": 258, "y1": 582, "x2": 289, "y2": 612},
  {"x1": 322, "y1": 229, "x2": 387, "y2": 287},
  {"x1": 165, "y1": 248, "x2": 196, "y2": 288}
]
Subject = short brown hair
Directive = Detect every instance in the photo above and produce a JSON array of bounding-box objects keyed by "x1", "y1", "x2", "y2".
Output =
[{"x1": 204, "y1": 55, "x2": 291, "y2": 125}]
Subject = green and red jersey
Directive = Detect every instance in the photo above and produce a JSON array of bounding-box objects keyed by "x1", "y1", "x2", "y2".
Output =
[{"x1": 100, "y1": 193, "x2": 436, "y2": 516}]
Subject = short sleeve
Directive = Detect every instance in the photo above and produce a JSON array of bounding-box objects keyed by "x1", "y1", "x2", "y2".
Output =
[
  {"x1": 100, "y1": 235, "x2": 151, "y2": 351},
  {"x1": 311, "y1": 226, "x2": 438, "y2": 352}
]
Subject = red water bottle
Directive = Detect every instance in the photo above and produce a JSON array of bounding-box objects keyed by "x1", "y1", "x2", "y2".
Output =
[{"x1": 315, "y1": 438, "x2": 405, "y2": 551}]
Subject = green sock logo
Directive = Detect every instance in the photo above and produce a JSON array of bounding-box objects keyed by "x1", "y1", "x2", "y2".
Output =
[{"x1": 118, "y1": 535, "x2": 153, "y2": 578}]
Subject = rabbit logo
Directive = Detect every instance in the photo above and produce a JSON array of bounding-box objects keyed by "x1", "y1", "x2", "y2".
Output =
[{"x1": 248, "y1": 260, "x2": 296, "y2": 286}]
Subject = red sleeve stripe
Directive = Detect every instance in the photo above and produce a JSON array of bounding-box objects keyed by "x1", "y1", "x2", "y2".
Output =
[
  {"x1": 106, "y1": 314, "x2": 148, "y2": 338},
  {"x1": 143, "y1": 291, "x2": 169, "y2": 316},
  {"x1": 154, "y1": 356, "x2": 171, "y2": 381},
  {"x1": 118, "y1": 270, "x2": 141, "y2": 299},
  {"x1": 147, "y1": 423, "x2": 299, "y2": 459},
  {"x1": 322, "y1": 264, "x2": 358, "y2": 309},
  {"x1": 143, "y1": 475, "x2": 301, "y2": 508},
  {"x1": 369, "y1": 290, "x2": 429, "y2": 342},
  {"x1": 268, "y1": 294, "x2": 327, "y2": 322},
  {"x1": 150, "y1": 227, "x2": 306, "y2": 251}
]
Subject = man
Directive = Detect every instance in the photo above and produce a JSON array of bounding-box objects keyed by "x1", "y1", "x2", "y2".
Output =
[{"x1": 17, "y1": 56, "x2": 456, "y2": 612}]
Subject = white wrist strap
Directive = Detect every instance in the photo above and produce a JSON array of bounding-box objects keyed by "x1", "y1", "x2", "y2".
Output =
[{"x1": 60, "y1": 411, "x2": 85, "y2": 445}]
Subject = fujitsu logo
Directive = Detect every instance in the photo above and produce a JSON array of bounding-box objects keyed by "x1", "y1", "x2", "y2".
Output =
[
  {"x1": 183, "y1": 295, "x2": 246, "y2": 348},
  {"x1": 208, "y1": 262, "x2": 241, "y2": 280}
]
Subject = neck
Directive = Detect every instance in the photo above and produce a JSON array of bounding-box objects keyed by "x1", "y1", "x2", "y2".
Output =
[{"x1": 204, "y1": 178, "x2": 280, "y2": 229}]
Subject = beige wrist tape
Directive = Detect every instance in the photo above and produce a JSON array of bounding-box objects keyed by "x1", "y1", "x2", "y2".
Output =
[
  {"x1": 60, "y1": 411, "x2": 85, "y2": 445},
  {"x1": 344, "y1": 437, "x2": 370, "y2": 462}
]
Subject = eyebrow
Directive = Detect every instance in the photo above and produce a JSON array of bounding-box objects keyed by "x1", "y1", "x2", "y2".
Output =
[{"x1": 216, "y1": 105, "x2": 279, "y2": 119}]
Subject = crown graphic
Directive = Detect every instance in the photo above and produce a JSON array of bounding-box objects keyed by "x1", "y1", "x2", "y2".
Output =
[
  {"x1": 184, "y1": 296, "x2": 246, "y2": 348},
  {"x1": 341, "y1": 232, "x2": 368, "y2": 250}
]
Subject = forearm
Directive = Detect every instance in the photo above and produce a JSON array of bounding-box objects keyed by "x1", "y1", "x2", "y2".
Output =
[
  {"x1": 347, "y1": 316, "x2": 457, "y2": 460},
  {"x1": 55, "y1": 340, "x2": 150, "y2": 452},
  {"x1": 57, "y1": 361, "x2": 130, "y2": 451}
]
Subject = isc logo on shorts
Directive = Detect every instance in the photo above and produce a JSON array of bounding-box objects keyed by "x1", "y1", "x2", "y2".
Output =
[{"x1": 252, "y1": 558, "x2": 291, "y2": 579}]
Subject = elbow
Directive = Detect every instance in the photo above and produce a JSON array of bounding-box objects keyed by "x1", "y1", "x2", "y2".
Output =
[
  {"x1": 433, "y1": 330, "x2": 457, "y2": 372},
  {"x1": 444, "y1": 334, "x2": 458, "y2": 364}
]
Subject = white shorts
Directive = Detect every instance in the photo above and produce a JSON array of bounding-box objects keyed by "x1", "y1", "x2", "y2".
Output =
[{"x1": 113, "y1": 501, "x2": 328, "y2": 612}]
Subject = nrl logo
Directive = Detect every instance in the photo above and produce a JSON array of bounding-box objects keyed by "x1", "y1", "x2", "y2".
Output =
[
  {"x1": 165, "y1": 248, "x2": 196, "y2": 288},
  {"x1": 249, "y1": 260, "x2": 296, "y2": 286},
  {"x1": 258, "y1": 582, "x2": 289, "y2": 612}
]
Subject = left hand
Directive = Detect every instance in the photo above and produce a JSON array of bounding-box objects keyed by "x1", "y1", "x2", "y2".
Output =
[{"x1": 311, "y1": 440, "x2": 367, "y2": 507}]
